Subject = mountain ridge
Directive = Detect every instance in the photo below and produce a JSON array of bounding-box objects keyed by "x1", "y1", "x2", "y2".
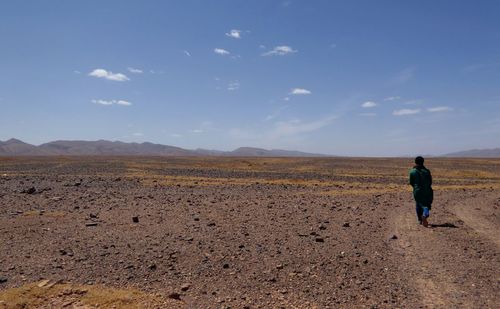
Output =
[{"x1": 0, "y1": 139, "x2": 330, "y2": 157}]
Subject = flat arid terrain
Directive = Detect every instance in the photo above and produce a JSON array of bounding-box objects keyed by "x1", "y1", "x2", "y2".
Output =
[{"x1": 0, "y1": 157, "x2": 499, "y2": 308}]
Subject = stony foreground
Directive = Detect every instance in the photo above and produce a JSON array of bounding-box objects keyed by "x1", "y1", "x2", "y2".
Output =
[{"x1": 0, "y1": 157, "x2": 499, "y2": 308}]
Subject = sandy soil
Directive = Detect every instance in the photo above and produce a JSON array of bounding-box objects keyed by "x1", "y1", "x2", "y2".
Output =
[{"x1": 0, "y1": 156, "x2": 499, "y2": 308}]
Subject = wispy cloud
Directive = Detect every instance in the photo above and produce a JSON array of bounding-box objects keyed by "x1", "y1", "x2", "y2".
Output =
[
  {"x1": 393, "y1": 108, "x2": 421, "y2": 116},
  {"x1": 190, "y1": 129, "x2": 204, "y2": 133},
  {"x1": 361, "y1": 101, "x2": 377, "y2": 108},
  {"x1": 127, "y1": 67, "x2": 143, "y2": 74},
  {"x1": 427, "y1": 106, "x2": 453, "y2": 113},
  {"x1": 132, "y1": 132, "x2": 143, "y2": 137},
  {"x1": 88, "y1": 69, "x2": 129, "y2": 81},
  {"x1": 92, "y1": 99, "x2": 132, "y2": 106},
  {"x1": 271, "y1": 116, "x2": 337, "y2": 137},
  {"x1": 183, "y1": 50, "x2": 191, "y2": 57},
  {"x1": 170, "y1": 133, "x2": 182, "y2": 138},
  {"x1": 462, "y1": 62, "x2": 500, "y2": 73},
  {"x1": 390, "y1": 67, "x2": 414, "y2": 85},
  {"x1": 383, "y1": 96, "x2": 400, "y2": 101},
  {"x1": 225, "y1": 29, "x2": 242, "y2": 39},
  {"x1": 262, "y1": 45, "x2": 297, "y2": 56},
  {"x1": 214, "y1": 48, "x2": 230, "y2": 55},
  {"x1": 227, "y1": 82, "x2": 240, "y2": 91},
  {"x1": 290, "y1": 88, "x2": 311, "y2": 95}
]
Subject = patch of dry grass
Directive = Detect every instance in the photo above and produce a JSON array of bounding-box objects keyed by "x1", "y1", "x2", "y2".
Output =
[{"x1": 0, "y1": 281, "x2": 172, "y2": 308}]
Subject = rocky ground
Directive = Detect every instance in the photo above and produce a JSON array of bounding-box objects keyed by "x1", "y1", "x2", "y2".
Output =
[{"x1": 0, "y1": 157, "x2": 499, "y2": 308}]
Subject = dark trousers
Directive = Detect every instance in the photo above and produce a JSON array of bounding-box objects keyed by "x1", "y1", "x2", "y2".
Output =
[{"x1": 415, "y1": 202, "x2": 430, "y2": 222}]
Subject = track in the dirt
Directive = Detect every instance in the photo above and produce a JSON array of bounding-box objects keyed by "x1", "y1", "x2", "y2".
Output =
[{"x1": 0, "y1": 157, "x2": 499, "y2": 308}]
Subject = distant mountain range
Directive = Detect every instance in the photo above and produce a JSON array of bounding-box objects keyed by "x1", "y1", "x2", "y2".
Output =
[
  {"x1": 0, "y1": 139, "x2": 328, "y2": 157},
  {"x1": 443, "y1": 148, "x2": 500, "y2": 158}
]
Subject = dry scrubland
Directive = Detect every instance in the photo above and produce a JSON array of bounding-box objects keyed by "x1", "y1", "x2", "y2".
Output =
[{"x1": 0, "y1": 157, "x2": 499, "y2": 308}]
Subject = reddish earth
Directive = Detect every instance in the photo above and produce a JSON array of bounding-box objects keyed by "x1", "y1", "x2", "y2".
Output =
[{"x1": 0, "y1": 157, "x2": 499, "y2": 308}]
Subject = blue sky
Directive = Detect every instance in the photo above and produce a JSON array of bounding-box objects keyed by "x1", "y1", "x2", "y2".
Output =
[{"x1": 1, "y1": 0, "x2": 499, "y2": 156}]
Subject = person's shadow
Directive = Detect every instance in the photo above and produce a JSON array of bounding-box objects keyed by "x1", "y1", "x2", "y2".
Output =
[{"x1": 429, "y1": 222, "x2": 458, "y2": 228}]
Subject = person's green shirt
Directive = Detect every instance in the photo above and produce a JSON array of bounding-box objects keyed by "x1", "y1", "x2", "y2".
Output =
[{"x1": 409, "y1": 165, "x2": 433, "y2": 207}]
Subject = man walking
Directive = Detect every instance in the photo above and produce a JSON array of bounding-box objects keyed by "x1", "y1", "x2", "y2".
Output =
[{"x1": 409, "y1": 156, "x2": 433, "y2": 227}]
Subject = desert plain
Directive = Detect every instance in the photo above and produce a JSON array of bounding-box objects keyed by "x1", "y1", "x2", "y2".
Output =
[{"x1": 0, "y1": 156, "x2": 498, "y2": 308}]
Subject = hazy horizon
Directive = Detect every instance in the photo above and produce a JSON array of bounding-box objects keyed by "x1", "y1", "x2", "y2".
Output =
[{"x1": 1, "y1": 1, "x2": 499, "y2": 156}]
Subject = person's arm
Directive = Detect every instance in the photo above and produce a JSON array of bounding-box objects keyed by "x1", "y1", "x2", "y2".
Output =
[
  {"x1": 409, "y1": 170, "x2": 416, "y2": 187},
  {"x1": 429, "y1": 170, "x2": 432, "y2": 186}
]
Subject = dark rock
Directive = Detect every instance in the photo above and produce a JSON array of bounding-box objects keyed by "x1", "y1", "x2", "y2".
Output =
[
  {"x1": 315, "y1": 237, "x2": 325, "y2": 243},
  {"x1": 168, "y1": 292, "x2": 181, "y2": 300},
  {"x1": 343, "y1": 222, "x2": 350, "y2": 227},
  {"x1": 85, "y1": 223, "x2": 98, "y2": 227},
  {"x1": 181, "y1": 283, "x2": 191, "y2": 291},
  {"x1": 0, "y1": 277, "x2": 7, "y2": 284},
  {"x1": 23, "y1": 187, "x2": 36, "y2": 194},
  {"x1": 149, "y1": 263, "x2": 157, "y2": 271},
  {"x1": 132, "y1": 216, "x2": 139, "y2": 223},
  {"x1": 390, "y1": 235, "x2": 398, "y2": 240},
  {"x1": 223, "y1": 263, "x2": 230, "y2": 269}
]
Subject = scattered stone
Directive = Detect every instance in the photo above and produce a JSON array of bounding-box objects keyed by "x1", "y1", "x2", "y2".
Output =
[
  {"x1": 132, "y1": 216, "x2": 139, "y2": 223},
  {"x1": 390, "y1": 235, "x2": 398, "y2": 240},
  {"x1": 0, "y1": 277, "x2": 7, "y2": 284},
  {"x1": 343, "y1": 222, "x2": 350, "y2": 227},
  {"x1": 89, "y1": 213, "x2": 98, "y2": 219},
  {"x1": 276, "y1": 264, "x2": 284, "y2": 270},
  {"x1": 315, "y1": 237, "x2": 325, "y2": 243},
  {"x1": 319, "y1": 224, "x2": 327, "y2": 230},
  {"x1": 149, "y1": 263, "x2": 157, "y2": 271},
  {"x1": 168, "y1": 292, "x2": 181, "y2": 300},
  {"x1": 223, "y1": 263, "x2": 230, "y2": 269},
  {"x1": 181, "y1": 283, "x2": 191, "y2": 291},
  {"x1": 85, "y1": 223, "x2": 98, "y2": 227}
]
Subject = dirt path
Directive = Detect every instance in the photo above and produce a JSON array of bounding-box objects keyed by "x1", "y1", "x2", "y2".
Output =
[
  {"x1": 452, "y1": 194, "x2": 500, "y2": 247},
  {"x1": 392, "y1": 191, "x2": 499, "y2": 308}
]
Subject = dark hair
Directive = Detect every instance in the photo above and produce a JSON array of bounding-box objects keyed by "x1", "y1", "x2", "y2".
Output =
[{"x1": 415, "y1": 156, "x2": 424, "y2": 165}]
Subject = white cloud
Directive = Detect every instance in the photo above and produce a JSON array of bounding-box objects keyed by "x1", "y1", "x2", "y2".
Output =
[
  {"x1": 116, "y1": 100, "x2": 132, "y2": 106},
  {"x1": 183, "y1": 50, "x2": 191, "y2": 57},
  {"x1": 290, "y1": 88, "x2": 311, "y2": 95},
  {"x1": 392, "y1": 108, "x2": 421, "y2": 116},
  {"x1": 127, "y1": 67, "x2": 143, "y2": 74},
  {"x1": 262, "y1": 45, "x2": 297, "y2": 56},
  {"x1": 88, "y1": 69, "x2": 130, "y2": 81},
  {"x1": 170, "y1": 133, "x2": 182, "y2": 138},
  {"x1": 92, "y1": 99, "x2": 114, "y2": 105},
  {"x1": 214, "y1": 48, "x2": 230, "y2": 55},
  {"x1": 384, "y1": 96, "x2": 400, "y2": 101},
  {"x1": 92, "y1": 99, "x2": 132, "y2": 106},
  {"x1": 225, "y1": 29, "x2": 242, "y2": 39},
  {"x1": 283, "y1": 97, "x2": 290, "y2": 101},
  {"x1": 132, "y1": 132, "x2": 143, "y2": 137},
  {"x1": 73, "y1": 70, "x2": 81, "y2": 74},
  {"x1": 427, "y1": 106, "x2": 453, "y2": 113},
  {"x1": 361, "y1": 101, "x2": 377, "y2": 108},
  {"x1": 359, "y1": 113, "x2": 377, "y2": 117}
]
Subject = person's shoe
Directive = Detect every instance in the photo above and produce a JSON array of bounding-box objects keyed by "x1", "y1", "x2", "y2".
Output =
[{"x1": 422, "y1": 217, "x2": 429, "y2": 228}]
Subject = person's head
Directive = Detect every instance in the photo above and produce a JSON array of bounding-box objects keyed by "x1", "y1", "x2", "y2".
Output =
[{"x1": 415, "y1": 156, "x2": 424, "y2": 166}]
